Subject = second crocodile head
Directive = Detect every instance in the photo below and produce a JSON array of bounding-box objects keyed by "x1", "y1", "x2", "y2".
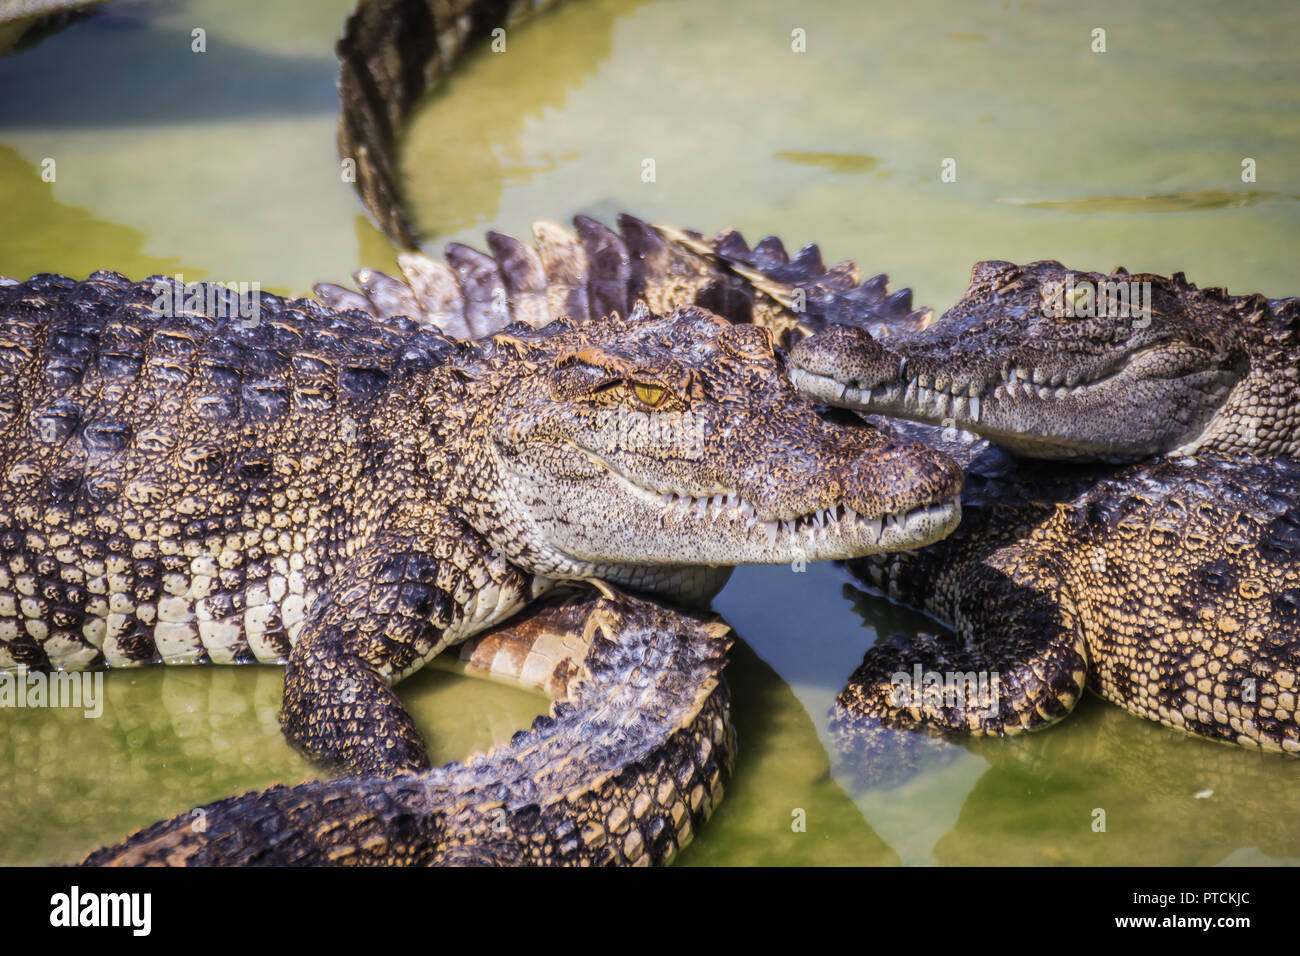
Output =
[{"x1": 789, "y1": 260, "x2": 1300, "y2": 461}]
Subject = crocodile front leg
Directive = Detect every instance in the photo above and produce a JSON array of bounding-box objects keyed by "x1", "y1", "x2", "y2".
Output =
[
  {"x1": 280, "y1": 535, "x2": 538, "y2": 776},
  {"x1": 836, "y1": 553, "x2": 1089, "y2": 738},
  {"x1": 281, "y1": 629, "x2": 429, "y2": 776}
]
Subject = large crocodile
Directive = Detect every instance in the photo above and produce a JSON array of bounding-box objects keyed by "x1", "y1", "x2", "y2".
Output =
[
  {"x1": 837, "y1": 435, "x2": 1300, "y2": 754},
  {"x1": 0, "y1": 268, "x2": 960, "y2": 863},
  {"x1": 784, "y1": 263, "x2": 1300, "y2": 752},
  {"x1": 2, "y1": 0, "x2": 956, "y2": 868},
  {"x1": 0, "y1": 271, "x2": 960, "y2": 764}
]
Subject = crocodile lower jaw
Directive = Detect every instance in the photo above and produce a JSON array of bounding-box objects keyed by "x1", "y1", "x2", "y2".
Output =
[
  {"x1": 612, "y1": 468, "x2": 962, "y2": 559},
  {"x1": 652, "y1": 488, "x2": 961, "y2": 553}
]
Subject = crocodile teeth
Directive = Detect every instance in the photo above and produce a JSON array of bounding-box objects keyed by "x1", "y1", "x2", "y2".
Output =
[
  {"x1": 644, "y1": 481, "x2": 956, "y2": 556},
  {"x1": 969, "y1": 395, "x2": 981, "y2": 422}
]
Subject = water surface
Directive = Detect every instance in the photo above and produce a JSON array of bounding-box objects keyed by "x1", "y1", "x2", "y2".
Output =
[{"x1": 0, "y1": 0, "x2": 1297, "y2": 865}]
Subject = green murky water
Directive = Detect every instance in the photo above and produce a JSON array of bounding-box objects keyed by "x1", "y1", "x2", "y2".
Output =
[{"x1": 1, "y1": 0, "x2": 1297, "y2": 865}]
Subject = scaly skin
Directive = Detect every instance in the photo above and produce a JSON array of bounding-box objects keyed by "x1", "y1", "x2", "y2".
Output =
[
  {"x1": 49, "y1": 205, "x2": 941, "y2": 864},
  {"x1": 316, "y1": 213, "x2": 931, "y2": 354},
  {"x1": 84, "y1": 590, "x2": 735, "y2": 866},
  {"x1": 790, "y1": 259, "x2": 1300, "y2": 462},
  {"x1": 335, "y1": 224, "x2": 1300, "y2": 755},
  {"x1": 0, "y1": 271, "x2": 960, "y2": 785},
  {"x1": 784, "y1": 259, "x2": 1300, "y2": 751},
  {"x1": 829, "y1": 421, "x2": 1300, "y2": 754},
  {"x1": 331, "y1": 0, "x2": 929, "y2": 353},
  {"x1": 336, "y1": 0, "x2": 568, "y2": 251},
  {"x1": 7, "y1": 0, "x2": 960, "y2": 867}
]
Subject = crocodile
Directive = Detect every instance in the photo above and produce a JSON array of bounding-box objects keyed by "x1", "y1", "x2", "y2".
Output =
[
  {"x1": 311, "y1": 0, "x2": 1300, "y2": 785},
  {"x1": 0, "y1": 269, "x2": 961, "y2": 863},
  {"x1": 789, "y1": 259, "x2": 1300, "y2": 462},
  {"x1": 0, "y1": 271, "x2": 961, "y2": 763},
  {"x1": 314, "y1": 212, "x2": 931, "y2": 353},
  {"x1": 85, "y1": 590, "x2": 736, "y2": 866},
  {"x1": 24, "y1": 0, "x2": 1292, "y2": 867},
  {"x1": 4, "y1": 0, "x2": 952, "y2": 865},
  {"x1": 781, "y1": 261, "x2": 1300, "y2": 752}
]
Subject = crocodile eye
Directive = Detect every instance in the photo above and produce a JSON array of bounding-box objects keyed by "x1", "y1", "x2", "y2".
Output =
[
  {"x1": 631, "y1": 382, "x2": 666, "y2": 408},
  {"x1": 1065, "y1": 284, "x2": 1093, "y2": 317}
]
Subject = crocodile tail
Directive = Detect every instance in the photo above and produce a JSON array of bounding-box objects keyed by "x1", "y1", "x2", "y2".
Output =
[
  {"x1": 336, "y1": 0, "x2": 566, "y2": 249},
  {"x1": 82, "y1": 592, "x2": 735, "y2": 867},
  {"x1": 655, "y1": 221, "x2": 934, "y2": 346},
  {"x1": 332, "y1": 0, "x2": 930, "y2": 345}
]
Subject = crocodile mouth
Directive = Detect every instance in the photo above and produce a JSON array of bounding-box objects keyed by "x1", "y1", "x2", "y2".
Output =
[
  {"x1": 653, "y1": 488, "x2": 959, "y2": 549},
  {"x1": 614, "y1": 471, "x2": 962, "y2": 555},
  {"x1": 791, "y1": 346, "x2": 1236, "y2": 459},
  {"x1": 791, "y1": 355, "x2": 1146, "y2": 425}
]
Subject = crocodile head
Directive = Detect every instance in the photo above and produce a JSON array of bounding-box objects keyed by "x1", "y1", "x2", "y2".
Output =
[
  {"x1": 447, "y1": 303, "x2": 963, "y2": 597},
  {"x1": 790, "y1": 259, "x2": 1256, "y2": 461}
]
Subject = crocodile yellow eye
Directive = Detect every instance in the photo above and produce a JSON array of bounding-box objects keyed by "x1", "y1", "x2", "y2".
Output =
[
  {"x1": 1066, "y1": 284, "x2": 1092, "y2": 314},
  {"x1": 631, "y1": 383, "x2": 666, "y2": 408}
]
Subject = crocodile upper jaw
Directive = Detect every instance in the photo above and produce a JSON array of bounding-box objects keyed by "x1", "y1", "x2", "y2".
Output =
[{"x1": 791, "y1": 345, "x2": 1243, "y2": 461}]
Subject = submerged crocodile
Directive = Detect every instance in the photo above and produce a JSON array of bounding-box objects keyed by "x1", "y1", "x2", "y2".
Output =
[{"x1": 786, "y1": 263, "x2": 1300, "y2": 753}]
